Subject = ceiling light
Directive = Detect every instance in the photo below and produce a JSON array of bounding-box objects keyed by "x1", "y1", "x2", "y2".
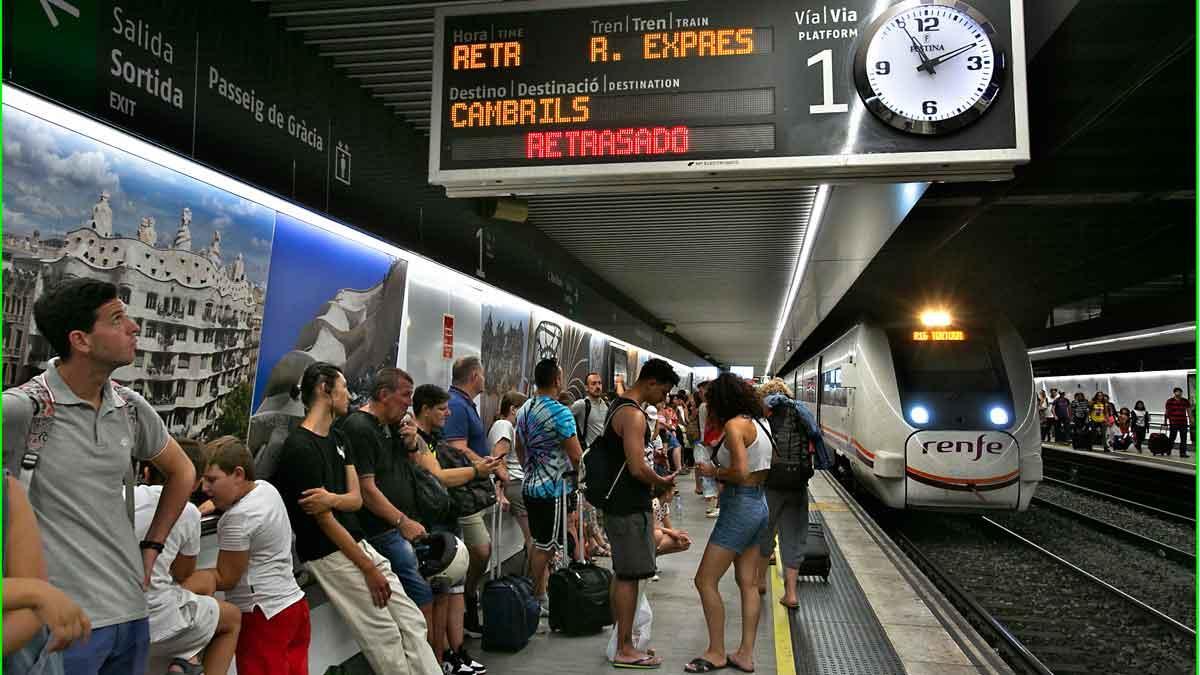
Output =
[{"x1": 765, "y1": 184, "x2": 829, "y2": 374}]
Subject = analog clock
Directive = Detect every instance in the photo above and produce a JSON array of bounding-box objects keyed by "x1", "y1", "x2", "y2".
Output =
[{"x1": 853, "y1": 0, "x2": 1006, "y2": 135}]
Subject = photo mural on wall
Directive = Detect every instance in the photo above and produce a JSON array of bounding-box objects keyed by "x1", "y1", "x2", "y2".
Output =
[
  {"x1": 1, "y1": 106, "x2": 274, "y2": 442},
  {"x1": 249, "y1": 213, "x2": 407, "y2": 474},
  {"x1": 479, "y1": 303, "x2": 531, "y2": 429},
  {"x1": 528, "y1": 315, "x2": 594, "y2": 403}
]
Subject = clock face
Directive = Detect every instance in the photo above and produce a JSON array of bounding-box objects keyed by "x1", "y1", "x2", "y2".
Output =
[{"x1": 853, "y1": 0, "x2": 1006, "y2": 135}]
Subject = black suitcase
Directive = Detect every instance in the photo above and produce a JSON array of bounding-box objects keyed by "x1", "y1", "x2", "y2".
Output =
[
  {"x1": 1054, "y1": 423, "x2": 1069, "y2": 443},
  {"x1": 1072, "y1": 428, "x2": 1092, "y2": 450},
  {"x1": 481, "y1": 507, "x2": 540, "y2": 652},
  {"x1": 548, "y1": 491, "x2": 613, "y2": 635},
  {"x1": 797, "y1": 522, "x2": 831, "y2": 580},
  {"x1": 1148, "y1": 432, "x2": 1171, "y2": 456}
]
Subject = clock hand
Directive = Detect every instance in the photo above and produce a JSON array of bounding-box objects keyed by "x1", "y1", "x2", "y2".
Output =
[
  {"x1": 917, "y1": 42, "x2": 977, "y2": 73},
  {"x1": 901, "y1": 24, "x2": 936, "y2": 75}
]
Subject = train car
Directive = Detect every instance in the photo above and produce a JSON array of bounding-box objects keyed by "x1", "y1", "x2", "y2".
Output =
[{"x1": 789, "y1": 311, "x2": 1041, "y2": 511}]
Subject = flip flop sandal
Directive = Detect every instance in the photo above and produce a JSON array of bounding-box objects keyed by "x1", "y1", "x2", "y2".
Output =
[
  {"x1": 167, "y1": 658, "x2": 205, "y2": 675},
  {"x1": 613, "y1": 656, "x2": 663, "y2": 669},
  {"x1": 726, "y1": 657, "x2": 755, "y2": 673},
  {"x1": 683, "y1": 658, "x2": 727, "y2": 673}
]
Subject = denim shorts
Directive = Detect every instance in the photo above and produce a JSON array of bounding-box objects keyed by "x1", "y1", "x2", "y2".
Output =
[
  {"x1": 710, "y1": 484, "x2": 769, "y2": 554},
  {"x1": 368, "y1": 529, "x2": 435, "y2": 607}
]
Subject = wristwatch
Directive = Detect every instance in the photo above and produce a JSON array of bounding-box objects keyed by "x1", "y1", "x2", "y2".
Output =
[{"x1": 139, "y1": 540, "x2": 165, "y2": 553}]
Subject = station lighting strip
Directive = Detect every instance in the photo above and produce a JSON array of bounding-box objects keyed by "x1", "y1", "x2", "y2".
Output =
[
  {"x1": 1027, "y1": 325, "x2": 1195, "y2": 356},
  {"x1": 765, "y1": 184, "x2": 831, "y2": 376},
  {"x1": 2, "y1": 84, "x2": 692, "y2": 378}
]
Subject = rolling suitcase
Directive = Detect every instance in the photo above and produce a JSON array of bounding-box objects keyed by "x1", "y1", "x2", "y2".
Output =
[
  {"x1": 481, "y1": 505, "x2": 540, "y2": 652},
  {"x1": 797, "y1": 522, "x2": 831, "y2": 581},
  {"x1": 1072, "y1": 427, "x2": 1092, "y2": 450},
  {"x1": 548, "y1": 490, "x2": 613, "y2": 635},
  {"x1": 1148, "y1": 432, "x2": 1170, "y2": 456}
]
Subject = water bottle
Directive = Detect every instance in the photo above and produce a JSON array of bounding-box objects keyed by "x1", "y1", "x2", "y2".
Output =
[{"x1": 673, "y1": 489, "x2": 684, "y2": 518}]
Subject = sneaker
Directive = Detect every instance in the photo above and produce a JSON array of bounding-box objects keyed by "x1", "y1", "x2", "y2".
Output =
[
  {"x1": 442, "y1": 649, "x2": 475, "y2": 675},
  {"x1": 458, "y1": 648, "x2": 486, "y2": 674},
  {"x1": 705, "y1": 508, "x2": 720, "y2": 518}
]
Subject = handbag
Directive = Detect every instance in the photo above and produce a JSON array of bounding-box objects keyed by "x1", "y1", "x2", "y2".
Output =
[
  {"x1": 436, "y1": 443, "x2": 497, "y2": 517},
  {"x1": 410, "y1": 461, "x2": 456, "y2": 527}
]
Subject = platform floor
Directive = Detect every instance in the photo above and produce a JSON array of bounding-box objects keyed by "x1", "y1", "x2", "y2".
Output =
[
  {"x1": 478, "y1": 471, "x2": 1004, "y2": 675},
  {"x1": 482, "y1": 492, "x2": 780, "y2": 674},
  {"x1": 1043, "y1": 440, "x2": 1197, "y2": 474}
]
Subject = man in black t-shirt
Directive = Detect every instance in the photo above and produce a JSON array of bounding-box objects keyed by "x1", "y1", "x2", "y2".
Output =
[
  {"x1": 603, "y1": 359, "x2": 679, "y2": 669},
  {"x1": 338, "y1": 367, "x2": 435, "y2": 626},
  {"x1": 273, "y1": 362, "x2": 439, "y2": 675}
]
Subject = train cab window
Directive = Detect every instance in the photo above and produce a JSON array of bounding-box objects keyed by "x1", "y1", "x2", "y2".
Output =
[{"x1": 891, "y1": 336, "x2": 1003, "y2": 393}]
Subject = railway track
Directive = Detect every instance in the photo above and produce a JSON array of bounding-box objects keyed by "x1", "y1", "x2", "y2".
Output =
[
  {"x1": 1030, "y1": 489, "x2": 1194, "y2": 566},
  {"x1": 1041, "y1": 445, "x2": 1195, "y2": 518},
  {"x1": 896, "y1": 514, "x2": 1195, "y2": 674}
]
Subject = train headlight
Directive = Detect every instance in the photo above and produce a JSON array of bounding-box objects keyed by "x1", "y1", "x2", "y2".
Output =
[
  {"x1": 989, "y1": 407, "x2": 1010, "y2": 426},
  {"x1": 920, "y1": 310, "x2": 952, "y2": 327},
  {"x1": 909, "y1": 406, "x2": 930, "y2": 425}
]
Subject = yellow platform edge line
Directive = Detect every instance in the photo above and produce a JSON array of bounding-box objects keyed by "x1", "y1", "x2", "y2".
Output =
[{"x1": 771, "y1": 542, "x2": 797, "y2": 675}]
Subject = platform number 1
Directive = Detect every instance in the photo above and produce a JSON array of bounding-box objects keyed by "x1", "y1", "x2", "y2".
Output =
[{"x1": 808, "y1": 49, "x2": 848, "y2": 114}]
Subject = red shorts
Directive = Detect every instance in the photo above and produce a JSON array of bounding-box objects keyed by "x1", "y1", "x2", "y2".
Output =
[{"x1": 235, "y1": 599, "x2": 311, "y2": 675}]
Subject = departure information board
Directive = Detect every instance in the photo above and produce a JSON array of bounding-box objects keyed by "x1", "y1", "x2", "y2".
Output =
[{"x1": 430, "y1": 0, "x2": 1028, "y2": 196}]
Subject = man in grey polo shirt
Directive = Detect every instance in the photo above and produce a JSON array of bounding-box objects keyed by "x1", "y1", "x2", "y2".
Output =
[
  {"x1": 3, "y1": 278, "x2": 197, "y2": 675},
  {"x1": 571, "y1": 372, "x2": 609, "y2": 448}
]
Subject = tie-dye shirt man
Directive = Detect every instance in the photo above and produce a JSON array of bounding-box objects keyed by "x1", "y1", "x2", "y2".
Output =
[{"x1": 516, "y1": 395, "x2": 578, "y2": 499}]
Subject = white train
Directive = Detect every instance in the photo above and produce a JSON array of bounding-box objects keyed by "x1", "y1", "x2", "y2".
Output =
[{"x1": 786, "y1": 313, "x2": 1042, "y2": 511}]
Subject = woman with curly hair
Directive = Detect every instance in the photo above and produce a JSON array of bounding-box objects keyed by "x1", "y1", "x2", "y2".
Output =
[{"x1": 685, "y1": 373, "x2": 772, "y2": 673}]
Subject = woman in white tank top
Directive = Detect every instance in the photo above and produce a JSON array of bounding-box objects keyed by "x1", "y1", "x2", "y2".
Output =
[{"x1": 687, "y1": 374, "x2": 772, "y2": 674}]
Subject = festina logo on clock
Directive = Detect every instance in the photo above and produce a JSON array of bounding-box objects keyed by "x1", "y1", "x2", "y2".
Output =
[{"x1": 853, "y1": 0, "x2": 1007, "y2": 135}]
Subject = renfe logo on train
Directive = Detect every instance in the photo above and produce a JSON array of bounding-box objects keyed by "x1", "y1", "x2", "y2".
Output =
[{"x1": 921, "y1": 434, "x2": 1005, "y2": 461}]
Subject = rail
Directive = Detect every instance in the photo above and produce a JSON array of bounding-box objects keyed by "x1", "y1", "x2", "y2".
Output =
[
  {"x1": 892, "y1": 529, "x2": 1053, "y2": 675},
  {"x1": 980, "y1": 517, "x2": 1195, "y2": 639},
  {"x1": 1030, "y1": 496, "x2": 1194, "y2": 566},
  {"x1": 1040, "y1": 476, "x2": 1195, "y2": 525}
]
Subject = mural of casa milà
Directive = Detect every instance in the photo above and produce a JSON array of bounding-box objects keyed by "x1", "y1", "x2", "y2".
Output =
[{"x1": 2, "y1": 106, "x2": 275, "y2": 441}]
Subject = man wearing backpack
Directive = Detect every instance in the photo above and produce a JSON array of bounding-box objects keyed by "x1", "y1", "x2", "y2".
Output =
[
  {"x1": 571, "y1": 372, "x2": 610, "y2": 449},
  {"x1": 591, "y1": 359, "x2": 678, "y2": 669},
  {"x1": 755, "y1": 380, "x2": 822, "y2": 610},
  {"x1": 2, "y1": 278, "x2": 198, "y2": 675}
]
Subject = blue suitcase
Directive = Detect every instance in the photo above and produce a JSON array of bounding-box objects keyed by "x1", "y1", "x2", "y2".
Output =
[{"x1": 481, "y1": 508, "x2": 540, "y2": 652}]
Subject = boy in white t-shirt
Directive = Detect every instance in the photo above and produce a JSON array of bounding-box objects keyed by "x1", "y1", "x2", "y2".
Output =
[
  {"x1": 186, "y1": 436, "x2": 311, "y2": 675},
  {"x1": 135, "y1": 438, "x2": 241, "y2": 674}
]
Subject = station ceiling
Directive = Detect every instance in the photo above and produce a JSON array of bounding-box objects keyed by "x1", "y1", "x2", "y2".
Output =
[{"x1": 264, "y1": 0, "x2": 1197, "y2": 372}]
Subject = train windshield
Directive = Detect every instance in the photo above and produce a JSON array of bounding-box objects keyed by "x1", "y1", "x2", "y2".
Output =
[{"x1": 889, "y1": 328, "x2": 1006, "y2": 393}]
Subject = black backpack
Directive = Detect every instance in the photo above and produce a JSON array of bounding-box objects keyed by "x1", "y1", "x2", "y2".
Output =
[
  {"x1": 579, "y1": 400, "x2": 639, "y2": 510},
  {"x1": 766, "y1": 399, "x2": 813, "y2": 491}
]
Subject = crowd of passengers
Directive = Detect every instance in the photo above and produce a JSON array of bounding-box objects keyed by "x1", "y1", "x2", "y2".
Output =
[
  {"x1": 3, "y1": 277, "x2": 827, "y2": 675},
  {"x1": 1036, "y1": 386, "x2": 1194, "y2": 457}
]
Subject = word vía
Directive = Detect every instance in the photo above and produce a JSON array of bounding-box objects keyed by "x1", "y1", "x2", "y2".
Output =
[
  {"x1": 450, "y1": 97, "x2": 590, "y2": 128},
  {"x1": 526, "y1": 126, "x2": 689, "y2": 159}
]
